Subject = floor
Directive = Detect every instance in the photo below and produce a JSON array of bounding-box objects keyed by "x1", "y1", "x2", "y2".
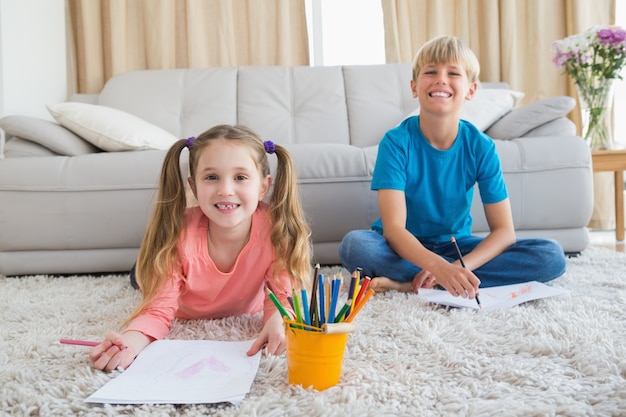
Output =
[{"x1": 588, "y1": 229, "x2": 625, "y2": 253}]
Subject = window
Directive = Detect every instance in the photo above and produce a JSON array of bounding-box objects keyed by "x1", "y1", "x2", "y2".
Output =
[
  {"x1": 614, "y1": 3, "x2": 626, "y2": 147},
  {"x1": 305, "y1": 0, "x2": 385, "y2": 66}
]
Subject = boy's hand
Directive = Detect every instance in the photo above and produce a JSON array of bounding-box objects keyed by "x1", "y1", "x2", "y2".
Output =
[
  {"x1": 412, "y1": 261, "x2": 480, "y2": 298},
  {"x1": 247, "y1": 310, "x2": 285, "y2": 356},
  {"x1": 411, "y1": 269, "x2": 438, "y2": 292}
]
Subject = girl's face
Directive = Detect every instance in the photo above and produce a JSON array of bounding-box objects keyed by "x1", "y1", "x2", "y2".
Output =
[
  {"x1": 410, "y1": 61, "x2": 476, "y2": 116},
  {"x1": 189, "y1": 139, "x2": 270, "y2": 232}
]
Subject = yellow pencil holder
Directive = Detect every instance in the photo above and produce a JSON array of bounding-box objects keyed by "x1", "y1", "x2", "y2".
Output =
[{"x1": 284, "y1": 320, "x2": 354, "y2": 390}]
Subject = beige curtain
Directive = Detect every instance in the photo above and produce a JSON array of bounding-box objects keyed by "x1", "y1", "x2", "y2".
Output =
[
  {"x1": 382, "y1": 0, "x2": 617, "y2": 230},
  {"x1": 382, "y1": 0, "x2": 614, "y2": 105},
  {"x1": 66, "y1": 0, "x2": 309, "y2": 94}
]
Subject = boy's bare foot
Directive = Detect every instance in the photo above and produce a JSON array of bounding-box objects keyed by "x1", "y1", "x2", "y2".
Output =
[{"x1": 369, "y1": 276, "x2": 413, "y2": 293}]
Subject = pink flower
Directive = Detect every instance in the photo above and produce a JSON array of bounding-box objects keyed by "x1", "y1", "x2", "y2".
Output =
[
  {"x1": 598, "y1": 28, "x2": 626, "y2": 45},
  {"x1": 552, "y1": 25, "x2": 626, "y2": 84}
]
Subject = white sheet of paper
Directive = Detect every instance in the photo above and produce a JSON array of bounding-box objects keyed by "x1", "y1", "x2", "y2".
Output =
[
  {"x1": 417, "y1": 281, "x2": 568, "y2": 310},
  {"x1": 85, "y1": 339, "x2": 261, "y2": 405}
]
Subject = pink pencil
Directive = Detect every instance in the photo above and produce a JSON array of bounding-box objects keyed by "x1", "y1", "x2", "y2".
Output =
[{"x1": 60, "y1": 338, "x2": 99, "y2": 347}]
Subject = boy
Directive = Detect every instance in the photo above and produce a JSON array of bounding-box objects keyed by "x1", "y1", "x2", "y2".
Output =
[{"x1": 339, "y1": 36, "x2": 566, "y2": 298}]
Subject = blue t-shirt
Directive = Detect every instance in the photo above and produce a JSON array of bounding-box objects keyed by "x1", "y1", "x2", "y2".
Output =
[{"x1": 371, "y1": 116, "x2": 508, "y2": 242}]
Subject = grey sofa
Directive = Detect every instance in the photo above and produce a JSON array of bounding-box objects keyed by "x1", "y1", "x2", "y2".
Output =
[{"x1": 0, "y1": 63, "x2": 593, "y2": 276}]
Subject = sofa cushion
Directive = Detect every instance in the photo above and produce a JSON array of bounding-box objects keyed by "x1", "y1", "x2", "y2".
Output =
[
  {"x1": 47, "y1": 102, "x2": 179, "y2": 152},
  {"x1": 97, "y1": 68, "x2": 239, "y2": 138},
  {"x1": 461, "y1": 89, "x2": 524, "y2": 130},
  {"x1": 0, "y1": 115, "x2": 99, "y2": 156},
  {"x1": 485, "y1": 96, "x2": 576, "y2": 140},
  {"x1": 523, "y1": 117, "x2": 577, "y2": 138},
  {"x1": 402, "y1": 88, "x2": 524, "y2": 131}
]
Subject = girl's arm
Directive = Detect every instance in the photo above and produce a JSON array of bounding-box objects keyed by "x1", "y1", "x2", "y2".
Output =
[
  {"x1": 89, "y1": 271, "x2": 182, "y2": 371},
  {"x1": 460, "y1": 198, "x2": 516, "y2": 270},
  {"x1": 253, "y1": 266, "x2": 295, "y2": 356}
]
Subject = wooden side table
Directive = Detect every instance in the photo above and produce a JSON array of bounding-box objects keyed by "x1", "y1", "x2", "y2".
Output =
[{"x1": 591, "y1": 148, "x2": 626, "y2": 241}]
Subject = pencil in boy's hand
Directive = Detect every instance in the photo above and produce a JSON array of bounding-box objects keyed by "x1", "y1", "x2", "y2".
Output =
[{"x1": 450, "y1": 237, "x2": 482, "y2": 309}]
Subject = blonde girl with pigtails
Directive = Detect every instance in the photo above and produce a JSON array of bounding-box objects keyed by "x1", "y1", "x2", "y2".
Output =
[{"x1": 89, "y1": 124, "x2": 312, "y2": 371}]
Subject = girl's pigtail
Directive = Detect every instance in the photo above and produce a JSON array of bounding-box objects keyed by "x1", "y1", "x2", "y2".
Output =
[
  {"x1": 268, "y1": 144, "x2": 313, "y2": 290},
  {"x1": 122, "y1": 138, "x2": 189, "y2": 328}
]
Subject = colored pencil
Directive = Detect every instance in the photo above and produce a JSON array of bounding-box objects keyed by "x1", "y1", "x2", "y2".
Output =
[
  {"x1": 309, "y1": 264, "x2": 320, "y2": 327},
  {"x1": 301, "y1": 289, "x2": 311, "y2": 326},
  {"x1": 318, "y1": 274, "x2": 326, "y2": 324},
  {"x1": 265, "y1": 287, "x2": 292, "y2": 319},
  {"x1": 325, "y1": 275, "x2": 331, "y2": 322},
  {"x1": 292, "y1": 290, "x2": 303, "y2": 323},
  {"x1": 333, "y1": 299, "x2": 352, "y2": 323},
  {"x1": 354, "y1": 275, "x2": 371, "y2": 306},
  {"x1": 350, "y1": 272, "x2": 360, "y2": 312},
  {"x1": 345, "y1": 288, "x2": 375, "y2": 323},
  {"x1": 328, "y1": 278, "x2": 340, "y2": 325},
  {"x1": 345, "y1": 273, "x2": 358, "y2": 316},
  {"x1": 60, "y1": 338, "x2": 127, "y2": 350},
  {"x1": 451, "y1": 236, "x2": 482, "y2": 309},
  {"x1": 60, "y1": 339, "x2": 99, "y2": 347}
]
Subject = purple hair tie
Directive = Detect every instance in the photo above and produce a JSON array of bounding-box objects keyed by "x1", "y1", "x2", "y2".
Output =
[
  {"x1": 263, "y1": 140, "x2": 275, "y2": 154},
  {"x1": 185, "y1": 136, "x2": 196, "y2": 149}
]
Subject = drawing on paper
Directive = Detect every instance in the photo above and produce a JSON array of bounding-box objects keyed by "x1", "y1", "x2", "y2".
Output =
[
  {"x1": 150, "y1": 348, "x2": 253, "y2": 386},
  {"x1": 509, "y1": 284, "x2": 532, "y2": 299}
]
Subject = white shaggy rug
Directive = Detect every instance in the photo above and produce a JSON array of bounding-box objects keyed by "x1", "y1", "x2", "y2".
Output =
[{"x1": 1, "y1": 247, "x2": 626, "y2": 417}]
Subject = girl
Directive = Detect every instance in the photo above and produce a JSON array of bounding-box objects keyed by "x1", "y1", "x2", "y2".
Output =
[{"x1": 90, "y1": 124, "x2": 312, "y2": 371}]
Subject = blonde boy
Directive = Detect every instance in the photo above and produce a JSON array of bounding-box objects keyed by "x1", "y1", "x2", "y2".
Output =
[{"x1": 339, "y1": 36, "x2": 566, "y2": 297}]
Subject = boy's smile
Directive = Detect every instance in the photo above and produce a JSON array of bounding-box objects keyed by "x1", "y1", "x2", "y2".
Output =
[
  {"x1": 429, "y1": 90, "x2": 452, "y2": 98},
  {"x1": 411, "y1": 62, "x2": 476, "y2": 114}
]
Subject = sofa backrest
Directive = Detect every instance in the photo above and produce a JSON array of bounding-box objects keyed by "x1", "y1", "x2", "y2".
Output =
[{"x1": 96, "y1": 64, "x2": 417, "y2": 149}]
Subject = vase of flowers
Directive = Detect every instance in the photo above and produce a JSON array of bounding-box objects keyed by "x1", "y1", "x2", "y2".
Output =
[
  {"x1": 575, "y1": 77, "x2": 615, "y2": 150},
  {"x1": 552, "y1": 26, "x2": 626, "y2": 150}
]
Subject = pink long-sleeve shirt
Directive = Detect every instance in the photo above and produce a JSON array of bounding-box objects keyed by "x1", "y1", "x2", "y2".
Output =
[{"x1": 125, "y1": 204, "x2": 294, "y2": 340}]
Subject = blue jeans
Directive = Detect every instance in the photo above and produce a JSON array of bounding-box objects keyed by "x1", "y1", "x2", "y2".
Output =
[{"x1": 338, "y1": 230, "x2": 566, "y2": 287}]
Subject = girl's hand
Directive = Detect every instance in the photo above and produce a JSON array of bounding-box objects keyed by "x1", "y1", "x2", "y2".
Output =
[
  {"x1": 89, "y1": 331, "x2": 141, "y2": 371},
  {"x1": 247, "y1": 310, "x2": 285, "y2": 356}
]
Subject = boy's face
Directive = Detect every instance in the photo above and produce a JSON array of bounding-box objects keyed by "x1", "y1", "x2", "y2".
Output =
[{"x1": 411, "y1": 61, "x2": 477, "y2": 116}]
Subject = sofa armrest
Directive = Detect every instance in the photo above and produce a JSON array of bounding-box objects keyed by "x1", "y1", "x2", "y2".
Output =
[
  {"x1": 0, "y1": 115, "x2": 99, "y2": 156},
  {"x1": 485, "y1": 96, "x2": 576, "y2": 140}
]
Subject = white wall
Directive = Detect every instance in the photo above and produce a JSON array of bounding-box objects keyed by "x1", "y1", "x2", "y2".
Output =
[{"x1": 0, "y1": 0, "x2": 67, "y2": 120}]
